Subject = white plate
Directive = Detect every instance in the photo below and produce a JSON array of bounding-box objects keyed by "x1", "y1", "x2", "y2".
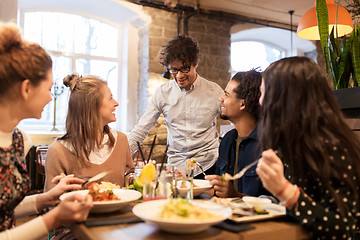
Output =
[
  {"x1": 176, "y1": 179, "x2": 213, "y2": 198},
  {"x1": 229, "y1": 202, "x2": 286, "y2": 223},
  {"x1": 193, "y1": 179, "x2": 213, "y2": 197},
  {"x1": 59, "y1": 189, "x2": 141, "y2": 213},
  {"x1": 132, "y1": 199, "x2": 232, "y2": 234}
]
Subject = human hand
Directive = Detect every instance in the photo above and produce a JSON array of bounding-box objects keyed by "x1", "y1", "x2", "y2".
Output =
[
  {"x1": 205, "y1": 175, "x2": 239, "y2": 198},
  {"x1": 51, "y1": 173, "x2": 67, "y2": 184},
  {"x1": 43, "y1": 193, "x2": 93, "y2": 230},
  {"x1": 256, "y1": 149, "x2": 288, "y2": 196},
  {"x1": 45, "y1": 174, "x2": 85, "y2": 205}
]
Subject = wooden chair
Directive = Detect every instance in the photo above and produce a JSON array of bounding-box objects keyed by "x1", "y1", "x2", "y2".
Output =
[{"x1": 35, "y1": 145, "x2": 49, "y2": 184}]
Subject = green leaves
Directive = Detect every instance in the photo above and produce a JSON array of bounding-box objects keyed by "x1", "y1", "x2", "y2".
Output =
[
  {"x1": 317, "y1": 0, "x2": 330, "y2": 80},
  {"x1": 316, "y1": 0, "x2": 359, "y2": 89},
  {"x1": 351, "y1": 26, "x2": 360, "y2": 86}
]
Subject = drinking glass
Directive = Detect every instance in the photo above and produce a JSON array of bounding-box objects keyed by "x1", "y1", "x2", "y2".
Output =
[
  {"x1": 174, "y1": 168, "x2": 194, "y2": 200},
  {"x1": 125, "y1": 165, "x2": 143, "y2": 193},
  {"x1": 143, "y1": 170, "x2": 172, "y2": 201}
]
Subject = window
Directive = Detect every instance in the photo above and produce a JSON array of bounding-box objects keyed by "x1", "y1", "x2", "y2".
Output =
[
  {"x1": 231, "y1": 41, "x2": 284, "y2": 72},
  {"x1": 230, "y1": 27, "x2": 316, "y2": 73},
  {"x1": 18, "y1": 11, "x2": 120, "y2": 131}
]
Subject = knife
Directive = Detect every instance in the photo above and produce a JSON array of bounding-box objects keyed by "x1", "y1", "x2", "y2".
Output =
[{"x1": 81, "y1": 170, "x2": 111, "y2": 186}]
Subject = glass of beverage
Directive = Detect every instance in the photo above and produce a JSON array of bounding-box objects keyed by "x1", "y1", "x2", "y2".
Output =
[
  {"x1": 125, "y1": 165, "x2": 144, "y2": 193},
  {"x1": 143, "y1": 170, "x2": 171, "y2": 201},
  {"x1": 174, "y1": 168, "x2": 194, "y2": 200}
]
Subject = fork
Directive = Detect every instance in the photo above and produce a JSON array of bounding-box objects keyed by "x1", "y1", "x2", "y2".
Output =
[
  {"x1": 195, "y1": 162, "x2": 207, "y2": 177},
  {"x1": 224, "y1": 159, "x2": 259, "y2": 181}
]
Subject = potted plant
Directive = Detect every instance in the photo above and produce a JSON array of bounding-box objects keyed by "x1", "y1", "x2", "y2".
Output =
[{"x1": 316, "y1": 0, "x2": 360, "y2": 118}]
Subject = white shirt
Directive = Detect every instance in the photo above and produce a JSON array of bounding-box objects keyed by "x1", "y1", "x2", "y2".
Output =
[
  {"x1": 128, "y1": 75, "x2": 223, "y2": 175},
  {"x1": 60, "y1": 129, "x2": 118, "y2": 164}
]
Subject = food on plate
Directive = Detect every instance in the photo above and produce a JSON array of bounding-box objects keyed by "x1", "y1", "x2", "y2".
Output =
[
  {"x1": 211, "y1": 197, "x2": 269, "y2": 215},
  {"x1": 160, "y1": 198, "x2": 220, "y2": 220},
  {"x1": 98, "y1": 181, "x2": 120, "y2": 189},
  {"x1": 179, "y1": 181, "x2": 198, "y2": 188},
  {"x1": 88, "y1": 183, "x2": 120, "y2": 201},
  {"x1": 242, "y1": 196, "x2": 271, "y2": 213}
]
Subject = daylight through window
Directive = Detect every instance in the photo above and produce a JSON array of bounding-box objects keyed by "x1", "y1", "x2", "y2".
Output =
[{"x1": 19, "y1": 12, "x2": 120, "y2": 131}]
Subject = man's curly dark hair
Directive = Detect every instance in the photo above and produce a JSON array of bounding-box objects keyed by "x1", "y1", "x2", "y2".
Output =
[
  {"x1": 232, "y1": 69, "x2": 262, "y2": 121},
  {"x1": 159, "y1": 35, "x2": 200, "y2": 67}
]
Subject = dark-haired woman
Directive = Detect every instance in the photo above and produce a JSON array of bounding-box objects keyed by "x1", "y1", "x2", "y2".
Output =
[{"x1": 257, "y1": 56, "x2": 360, "y2": 239}]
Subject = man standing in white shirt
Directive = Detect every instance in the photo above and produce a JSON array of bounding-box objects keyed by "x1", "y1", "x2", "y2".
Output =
[{"x1": 128, "y1": 35, "x2": 223, "y2": 177}]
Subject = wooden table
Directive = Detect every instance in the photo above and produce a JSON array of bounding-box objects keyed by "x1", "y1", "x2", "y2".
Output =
[{"x1": 70, "y1": 205, "x2": 311, "y2": 240}]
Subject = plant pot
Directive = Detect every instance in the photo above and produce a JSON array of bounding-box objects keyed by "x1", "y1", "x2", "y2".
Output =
[{"x1": 333, "y1": 87, "x2": 360, "y2": 119}]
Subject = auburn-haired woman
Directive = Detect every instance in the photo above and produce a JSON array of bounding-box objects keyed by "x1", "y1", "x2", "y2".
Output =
[{"x1": 0, "y1": 22, "x2": 92, "y2": 240}]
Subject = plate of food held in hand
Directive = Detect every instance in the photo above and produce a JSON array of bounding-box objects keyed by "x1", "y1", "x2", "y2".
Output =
[
  {"x1": 133, "y1": 198, "x2": 232, "y2": 234},
  {"x1": 60, "y1": 182, "x2": 141, "y2": 213},
  {"x1": 211, "y1": 196, "x2": 286, "y2": 222}
]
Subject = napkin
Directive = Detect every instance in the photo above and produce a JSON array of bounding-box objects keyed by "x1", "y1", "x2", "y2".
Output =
[
  {"x1": 85, "y1": 215, "x2": 142, "y2": 227},
  {"x1": 214, "y1": 220, "x2": 255, "y2": 233}
]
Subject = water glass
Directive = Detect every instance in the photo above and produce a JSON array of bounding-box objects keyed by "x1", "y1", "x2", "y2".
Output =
[
  {"x1": 174, "y1": 169, "x2": 194, "y2": 200},
  {"x1": 143, "y1": 170, "x2": 172, "y2": 201}
]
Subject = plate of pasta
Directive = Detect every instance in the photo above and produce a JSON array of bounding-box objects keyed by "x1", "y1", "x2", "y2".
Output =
[
  {"x1": 60, "y1": 185, "x2": 141, "y2": 213},
  {"x1": 132, "y1": 199, "x2": 232, "y2": 234}
]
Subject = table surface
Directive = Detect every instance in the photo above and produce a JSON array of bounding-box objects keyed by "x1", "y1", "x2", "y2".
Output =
[{"x1": 70, "y1": 204, "x2": 311, "y2": 240}]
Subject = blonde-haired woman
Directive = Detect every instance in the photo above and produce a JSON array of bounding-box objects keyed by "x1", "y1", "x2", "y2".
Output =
[
  {"x1": 44, "y1": 74, "x2": 134, "y2": 191},
  {"x1": 0, "y1": 22, "x2": 93, "y2": 240}
]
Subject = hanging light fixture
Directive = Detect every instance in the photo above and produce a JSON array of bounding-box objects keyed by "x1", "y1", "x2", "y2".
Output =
[{"x1": 297, "y1": 0, "x2": 353, "y2": 40}]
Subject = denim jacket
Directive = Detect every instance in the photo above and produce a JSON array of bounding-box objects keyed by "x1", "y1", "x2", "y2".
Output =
[{"x1": 216, "y1": 126, "x2": 268, "y2": 196}]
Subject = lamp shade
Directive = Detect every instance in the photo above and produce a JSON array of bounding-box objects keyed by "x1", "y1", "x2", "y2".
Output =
[{"x1": 297, "y1": 0, "x2": 353, "y2": 40}]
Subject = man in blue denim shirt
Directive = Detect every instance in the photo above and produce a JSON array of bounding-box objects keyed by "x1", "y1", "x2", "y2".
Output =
[{"x1": 206, "y1": 70, "x2": 268, "y2": 197}]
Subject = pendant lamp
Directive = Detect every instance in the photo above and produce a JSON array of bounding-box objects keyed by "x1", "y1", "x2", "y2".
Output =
[{"x1": 297, "y1": 0, "x2": 353, "y2": 40}]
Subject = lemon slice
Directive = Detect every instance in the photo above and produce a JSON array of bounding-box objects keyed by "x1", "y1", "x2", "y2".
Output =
[{"x1": 139, "y1": 163, "x2": 156, "y2": 184}]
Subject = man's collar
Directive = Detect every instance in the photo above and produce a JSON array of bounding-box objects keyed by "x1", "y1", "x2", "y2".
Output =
[{"x1": 236, "y1": 125, "x2": 258, "y2": 141}]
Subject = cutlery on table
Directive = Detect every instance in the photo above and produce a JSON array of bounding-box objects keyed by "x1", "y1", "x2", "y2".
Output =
[{"x1": 82, "y1": 170, "x2": 111, "y2": 187}]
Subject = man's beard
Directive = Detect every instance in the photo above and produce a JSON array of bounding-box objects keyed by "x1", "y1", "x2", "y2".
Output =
[{"x1": 220, "y1": 114, "x2": 229, "y2": 120}]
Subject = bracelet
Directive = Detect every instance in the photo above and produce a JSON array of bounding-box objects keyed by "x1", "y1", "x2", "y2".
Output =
[
  {"x1": 280, "y1": 184, "x2": 298, "y2": 206},
  {"x1": 285, "y1": 187, "x2": 300, "y2": 209},
  {"x1": 275, "y1": 180, "x2": 290, "y2": 198}
]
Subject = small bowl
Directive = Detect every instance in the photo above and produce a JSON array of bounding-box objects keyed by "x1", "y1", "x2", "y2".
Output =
[{"x1": 242, "y1": 196, "x2": 271, "y2": 212}]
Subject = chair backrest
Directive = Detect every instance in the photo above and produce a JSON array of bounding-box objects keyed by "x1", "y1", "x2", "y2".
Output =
[{"x1": 35, "y1": 145, "x2": 49, "y2": 175}]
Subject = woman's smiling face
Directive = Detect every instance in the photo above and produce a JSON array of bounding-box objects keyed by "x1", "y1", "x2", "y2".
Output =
[{"x1": 99, "y1": 85, "x2": 119, "y2": 126}]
